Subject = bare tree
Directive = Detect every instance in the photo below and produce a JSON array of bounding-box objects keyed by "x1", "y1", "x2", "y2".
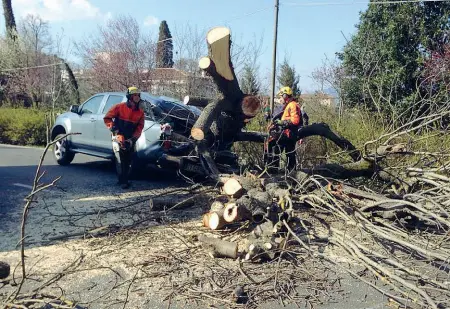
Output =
[
  {"x1": 172, "y1": 23, "x2": 206, "y2": 74},
  {"x1": 311, "y1": 57, "x2": 346, "y2": 121},
  {"x1": 75, "y1": 15, "x2": 156, "y2": 92}
]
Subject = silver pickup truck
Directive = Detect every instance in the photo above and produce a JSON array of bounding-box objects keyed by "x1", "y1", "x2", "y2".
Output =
[{"x1": 51, "y1": 92, "x2": 201, "y2": 174}]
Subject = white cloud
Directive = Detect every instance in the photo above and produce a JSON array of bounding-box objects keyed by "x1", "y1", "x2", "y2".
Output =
[
  {"x1": 13, "y1": 0, "x2": 103, "y2": 22},
  {"x1": 143, "y1": 15, "x2": 159, "y2": 27}
]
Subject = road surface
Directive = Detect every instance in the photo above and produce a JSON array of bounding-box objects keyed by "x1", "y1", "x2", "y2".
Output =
[{"x1": 0, "y1": 144, "x2": 184, "y2": 251}]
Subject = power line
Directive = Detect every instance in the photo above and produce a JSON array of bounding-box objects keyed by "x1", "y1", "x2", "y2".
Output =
[
  {"x1": 1, "y1": 62, "x2": 65, "y2": 72},
  {"x1": 282, "y1": 0, "x2": 450, "y2": 7},
  {"x1": 222, "y1": 6, "x2": 273, "y2": 24}
]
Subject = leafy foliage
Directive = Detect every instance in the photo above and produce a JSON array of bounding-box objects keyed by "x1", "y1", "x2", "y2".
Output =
[
  {"x1": 338, "y1": 1, "x2": 450, "y2": 120},
  {"x1": 156, "y1": 20, "x2": 174, "y2": 68},
  {"x1": 240, "y1": 63, "x2": 260, "y2": 95},
  {"x1": 0, "y1": 108, "x2": 47, "y2": 145},
  {"x1": 277, "y1": 59, "x2": 300, "y2": 97}
]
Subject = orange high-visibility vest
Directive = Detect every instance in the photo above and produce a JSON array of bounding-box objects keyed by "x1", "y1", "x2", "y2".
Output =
[{"x1": 281, "y1": 101, "x2": 301, "y2": 137}]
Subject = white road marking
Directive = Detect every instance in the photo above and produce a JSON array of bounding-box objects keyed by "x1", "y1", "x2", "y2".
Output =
[
  {"x1": 0, "y1": 143, "x2": 44, "y2": 150},
  {"x1": 12, "y1": 183, "x2": 51, "y2": 192},
  {"x1": 13, "y1": 183, "x2": 33, "y2": 190}
]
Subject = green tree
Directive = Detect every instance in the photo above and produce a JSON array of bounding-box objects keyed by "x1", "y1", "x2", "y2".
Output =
[
  {"x1": 156, "y1": 20, "x2": 174, "y2": 68},
  {"x1": 2, "y1": 0, "x2": 17, "y2": 41},
  {"x1": 240, "y1": 63, "x2": 260, "y2": 95},
  {"x1": 277, "y1": 59, "x2": 300, "y2": 97},
  {"x1": 339, "y1": 1, "x2": 450, "y2": 118}
]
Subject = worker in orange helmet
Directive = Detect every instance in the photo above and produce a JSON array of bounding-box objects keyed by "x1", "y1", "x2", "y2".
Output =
[{"x1": 265, "y1": 86, "x2": 304, "y2": 171}]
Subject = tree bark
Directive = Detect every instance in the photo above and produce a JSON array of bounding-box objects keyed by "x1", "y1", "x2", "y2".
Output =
[
  {"x1": 0, "y1": 261, "x2": 10, "y2": 279},
  {"x1": 183, "y1": 95, "x2": 209, "y2": 108},
  {"x1": 198, "y1": 235, "x2": 238, "y2": 259},
  {"x1": 149, "y1": 195, "x2": 195, "y2": 211},
  {"x1": 2, "y1": 0, "x2": 17, "y2": 41},
  {"x1": 64, "y1": 61, "x2": 80, "y2": 105},
  {"x1": 297, "y1": 123, "x2": 361, "y2": 161}
]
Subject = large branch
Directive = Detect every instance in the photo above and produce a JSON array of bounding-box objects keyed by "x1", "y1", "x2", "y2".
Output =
[
  {"x1": 191, "y1": 99, "x2": 231, "y2": 141},
  {"x1": 297, "y1": 123, "x2": 361, "y2": 161},
  {"x1": 236, "y1": 124, "x2": 361, "y2": 162}
]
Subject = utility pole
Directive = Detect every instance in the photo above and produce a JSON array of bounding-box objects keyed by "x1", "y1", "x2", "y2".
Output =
[{"x1": 270, "y1": 0, "x2": 279, "y2": 118}]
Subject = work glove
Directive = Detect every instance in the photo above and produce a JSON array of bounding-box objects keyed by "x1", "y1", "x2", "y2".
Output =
[
  {"x1": 123, "y1": 139, "x2": 133, "y2": 150},
  {"x1": 274, "y1": 119, "x2": 289, "y2": 128},
  {"x1": 110, "y1": 126, "x2": 118, "y2": 134}
]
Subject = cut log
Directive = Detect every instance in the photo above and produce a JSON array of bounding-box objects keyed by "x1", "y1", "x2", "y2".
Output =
[
  {"x1": 183, "y1": 95, "x2": 209, "y2": 108},
  {"x1": 241, "y1": 95, "x2": 261, "y2": 118},
  {"x1": 253, "y1": 221, "x2": 275, "y2": 238},
  {"x1": 237, "y1": 195, "x2": 267, "y2": 224},
  {"x1": 223, "y1": 202, "x2": 251, "y2": 222},
  {"x1": 208, "y1": 209, "x2": 226, "y2": 230},
  {"x1": 149, "y1": 195, "x2": 194, "y2": 211},
  {"x1": 245, "y1": 241, "x2": 277, "y2": 261},
  {"x1": 0, "y1": 261, "x2": 10, "y2": 279},
  {"x1": 203, "y1": 212, "x2": 211, "y2": 228},
  {"x1": 223, "y1": 178, "x2": 244, "y2": 197},
  {"x1": 198, "y1": 234, "x2": 238, "y2": 259},
  {"x1": 206, "y1": 27, "x2": 234, "y2": 81},
  {"x1": 210, "y1": 200, "x2": 225, "y2": 212}
]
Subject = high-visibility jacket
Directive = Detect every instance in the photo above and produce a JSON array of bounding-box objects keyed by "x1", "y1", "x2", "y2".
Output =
[
  {"x1": 104, "y1": 102, "x2": 144, "y2": 141},
  {"x1": 281, "y1": 101, "x2": 301, "y2": 137}
]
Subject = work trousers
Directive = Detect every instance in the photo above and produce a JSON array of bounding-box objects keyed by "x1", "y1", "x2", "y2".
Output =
[
  {"x1": 114, "y1": 147, "x2": 134, "y2": 184},
  {"x1": 266, "y1": 134, "x2": 297, "y2": 172}
]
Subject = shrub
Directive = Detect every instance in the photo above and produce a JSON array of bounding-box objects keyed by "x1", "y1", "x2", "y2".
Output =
[{"x1": 0, "y1": 107, "x2": 47, "y2": 145}]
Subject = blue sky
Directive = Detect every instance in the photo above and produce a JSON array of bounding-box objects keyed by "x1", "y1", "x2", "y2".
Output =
[{"x1": 0, "y1": 0, "x2": 370, "y2": 93}]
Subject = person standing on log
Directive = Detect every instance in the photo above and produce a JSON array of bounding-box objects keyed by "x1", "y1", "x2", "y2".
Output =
[
  {"x1": 265, "y1": 86, "x2": 302, "y2": 171},
  {"x1": 104, "y1": 86, "x2": 144, "y2": 189}
]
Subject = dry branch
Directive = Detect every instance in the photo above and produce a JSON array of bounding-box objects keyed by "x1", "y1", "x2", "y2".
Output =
[{"x1": 149, "y1": 195, "x2": 195, "y2": 211}]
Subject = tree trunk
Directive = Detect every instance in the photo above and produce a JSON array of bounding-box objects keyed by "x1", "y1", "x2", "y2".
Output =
[
  {"x1": 2, "y1": 0, "x2": 17, "y2": 41},
  {"x1": 64, "y1": 62, "x2": 80, "y2": 105}
]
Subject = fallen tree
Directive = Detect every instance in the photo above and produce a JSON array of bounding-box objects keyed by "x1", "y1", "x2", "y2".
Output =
[{"x1": 176, "y1": 26, "x2": 450, "y2": 308}]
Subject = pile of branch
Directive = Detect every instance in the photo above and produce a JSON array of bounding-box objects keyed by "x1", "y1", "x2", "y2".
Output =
[{"x1": 195, "y1": 149, "x2": 450, "y2": 308}]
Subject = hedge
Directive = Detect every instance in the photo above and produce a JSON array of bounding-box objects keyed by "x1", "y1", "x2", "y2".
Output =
[{"x1": 0, "y1": 108, "x2": 47, "y2": 145}]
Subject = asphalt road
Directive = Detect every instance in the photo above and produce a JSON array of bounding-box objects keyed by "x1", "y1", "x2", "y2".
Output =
[{"x1": 0, "y1": 144, "x2": 184, "y2": 249}]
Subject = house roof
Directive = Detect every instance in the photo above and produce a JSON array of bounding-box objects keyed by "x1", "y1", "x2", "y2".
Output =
[
  {"x1": 300, "y1": 93, "x2": 335, "y2": 100},
  {"x1": 141, "y1": 68, "x2": 188, "y2": 80}
]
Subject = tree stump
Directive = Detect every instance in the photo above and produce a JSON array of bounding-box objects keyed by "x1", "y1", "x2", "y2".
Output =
[{"x1": 0, "y1": 261, "x2": 10, "y2": 279}]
